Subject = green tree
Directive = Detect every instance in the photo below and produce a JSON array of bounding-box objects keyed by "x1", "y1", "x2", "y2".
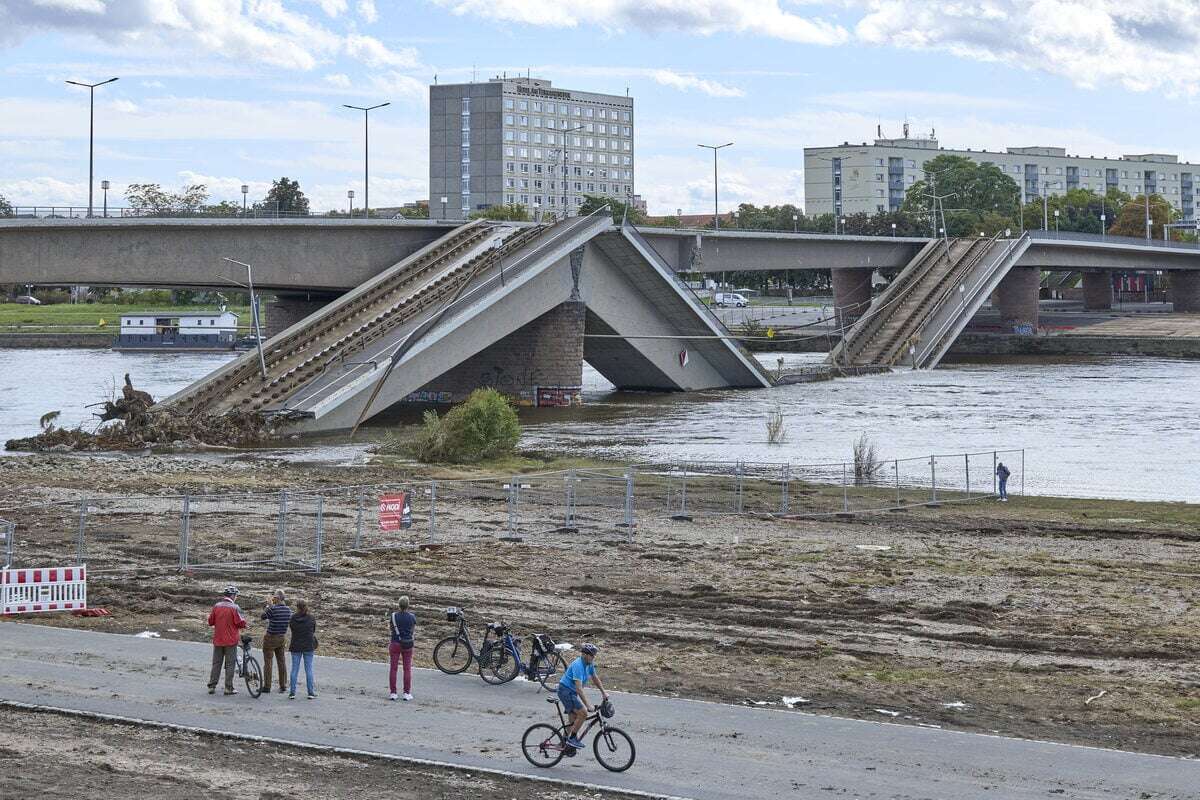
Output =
[
  {"x1": 902, "y1": 155, "x2": 1022, "y2": 236},
  {"x1": 260, "y1": 177, "x2": 309, "y2": 215},
  {"x1": 580, "y1": 193, "x2": 643, "y2": 224},
  {"x1": 125, "y1": 183, "x2": 209, "y2": 215},
  {"x1": 469, "y1": 202, "x2": 531, "y2": 221},
  {"x1": 0, "y1": 194, "x2": 12, "y2": 216},
  {"x1": 201, "y1": 200, "x2": 244, "y2": 216},
  {"x1": 393, "y1": 203, "x2": 429, "y2": 219},
  {"x1": 1108, "y1": 194, "x2": 1176, "y2": 238}
]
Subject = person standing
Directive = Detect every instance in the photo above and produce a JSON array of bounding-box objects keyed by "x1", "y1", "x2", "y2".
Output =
[
  {"x1": 288, "y1": 599, "x2": 317, "y2": 699},
  {"x1": 387, "y1": 596, "x2": 416, "y2": 702},
  {"x1": 207, "y1": 585, "x2": 247, "y2": 696},
  {"x1": 996, "y1": 461, "x2": 1012, "y2": 502},
  {"x1": 261, "y1": 590, "x2": 292, "y2": 694}
]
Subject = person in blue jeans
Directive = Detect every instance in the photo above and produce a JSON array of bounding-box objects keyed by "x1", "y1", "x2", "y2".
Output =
[
  {"x1": 557, "y1": 643, "x2": 607, "y2": 749},
  {"x1": 287, "y1": 599, "x2": 317, "y2": 699},
  {"x1": 996, "y1": 461, "x2": 1011, "y2": 502}
]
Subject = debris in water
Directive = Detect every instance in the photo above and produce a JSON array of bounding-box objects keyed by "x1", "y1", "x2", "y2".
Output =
[{"x1": 782, "y1": 696, "x2": 811, "y2": 708}]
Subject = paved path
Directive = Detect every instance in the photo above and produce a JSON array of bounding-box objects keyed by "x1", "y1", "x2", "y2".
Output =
[{"x1": 0, "y1": 623, "x2": 1195, "y2": 799}]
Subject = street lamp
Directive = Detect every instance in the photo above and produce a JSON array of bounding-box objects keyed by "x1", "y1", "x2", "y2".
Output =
[
  {"x1": 64, "y1": 76, "x2": 118, "y2": 218},
  {"x1": 1040, "y1": 180, "x2": 1062, "y2": 231},
  {"x1": 342, "y1": 101, "x2": 390, "y2": 218},
  {"x1": 697, "y1": 142, "x2": 733, "y2": 231},
  {"x1": 561, "y1": 124, "x2": 585, "y2": 216},
  {"x1": 241, "y1": 184, "x2": 248, "y2": 217},
  {"x1": 1054, "y1": 208, "x2": 1060, "y2": 234},
  {"x1": 440, "y1": 195, "x2": 448, "y2": 220},
  {"x1": 100, "y1": 180, "x2": 109, "y2": 218},
  {"x1": 891, "y1": 222, "x2": 897, "y2": 237},
  {"x1": 840, "y1": 217, "x2": 847, "y2": 235},
  {"x1": 792, "y1": 213, "x2": 799, "y2": 234},
  {"x1": 347, "y1": 189, "x2": 355, "y2": 218},
  {"x1": 220, "y1": 258, "x2": 267, "y2": 381}
]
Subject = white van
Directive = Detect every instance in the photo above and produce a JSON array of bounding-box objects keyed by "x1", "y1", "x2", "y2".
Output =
[{"x1": 714, "y1": 292, "x2": 748, "y2": 308}]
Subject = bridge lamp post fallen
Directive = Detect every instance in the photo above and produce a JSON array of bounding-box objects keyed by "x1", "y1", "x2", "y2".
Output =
[
  {"x1": 64, "y1": 76, "x2": 118, "y2": 218},
  {"x1": 697, "y1": 142, "x2": 733, "y2": 231},
  {"x1": 220, "y1": 257, "x2": 267, "y2": 381},
  {"x1": 342, "y1": 101, "x2": 390, "y2": 219},
  {"x1": 492, "y1": 237, "x2": 506, "y2": 285}
]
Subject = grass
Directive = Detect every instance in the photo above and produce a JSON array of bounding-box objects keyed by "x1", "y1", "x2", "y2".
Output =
[{"x1": 0, "y1": 303, "x2": 255, "y2": 331}]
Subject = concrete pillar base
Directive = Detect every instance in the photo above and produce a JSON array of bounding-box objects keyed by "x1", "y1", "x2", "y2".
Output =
[
  {"x1": 993, "y1": 268, "x2": 1039, "y2": 332},
  {"x1": 266, "y1": 293, "x2": 338, "y2": 339},
  {"x1": 1082, "y1": 271, "x2": 1113, "y2": 311},
  {"x1": 1171, "y1": 271, "x2": 1200, "y2": 314},
  {"x1": 410, "y1": 301, "x2": 586, "y2": 407},
  {"x1": 831, "y1": 268, "x2": 872, "y2": 329}
]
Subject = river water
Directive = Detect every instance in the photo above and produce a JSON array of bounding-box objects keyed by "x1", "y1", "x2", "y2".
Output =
[{"x1": 0, "y1": 348, "x2": 1196, "y2": 503}]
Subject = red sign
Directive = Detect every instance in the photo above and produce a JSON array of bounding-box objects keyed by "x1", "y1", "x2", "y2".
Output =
[{"x1": 378, "y1": 492, "x2": 412, "y2": 532}]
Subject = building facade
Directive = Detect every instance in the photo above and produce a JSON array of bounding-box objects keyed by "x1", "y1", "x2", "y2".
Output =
[
  {"x1": 805, "y1": 137, "x2": 1200, "y2": 221},
  {"x1": 430, "y1": 77, "x2": 635, "y2": 221},
  {"x1": 115, "y1": 311, "x2": 239, "y2": 351}
]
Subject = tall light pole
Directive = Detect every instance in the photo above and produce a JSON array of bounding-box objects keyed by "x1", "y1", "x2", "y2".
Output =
[
  {"x1": 439, "y1": 195, "x2": 448, "y2": 221},
  {"x1": 1041, "y1": 180, "x2": 1062, "y2": 231},
  {"x1": 65, "y1": 77, "x2": 118, "y2": 218},
  {"x1": 793, "y1": 213, "x2": 799, "y2": 234},
  {"x1": 347, "y1": 189, "x2": 355, "y2": 218},
  {"x1": 342, "y1": 101, "x2": 390, "y2": 218},
  {"x1": 698, "y1": 142, "x2": 733, "y2": 231},
  {"x1": 241, "y1": 184, "x2": 248, "y2": 217},
  {"x1": 100, "y1": 180, "x2": 110, "y2": 218},
  {"x1": 220, "y1": 258, "x2": 267, "y2": 381}
]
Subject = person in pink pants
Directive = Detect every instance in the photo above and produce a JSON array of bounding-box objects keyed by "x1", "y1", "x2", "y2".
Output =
[{"x1": 388, "y1": 596, "x2": 416, "y2": 701}]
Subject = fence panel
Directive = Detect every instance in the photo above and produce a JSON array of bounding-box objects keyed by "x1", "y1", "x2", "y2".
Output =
[
  {"x1": 83, "y1": 495, "x2": 184, "y2": 572},
  {"x1": 0, "y1": 519, "x2": 12, "y2": 568},
  {"x1": 0, "y1": 501, "x2": 86, "y2": 568},
  {"x1": 427, "y1": 478, "x2": 510, "y2": 543},
  {"x1": 182, "y1": 492, "x2": 294, "y2": 573}
]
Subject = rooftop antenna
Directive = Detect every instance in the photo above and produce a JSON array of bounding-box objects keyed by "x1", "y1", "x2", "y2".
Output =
[
  {"x1": 472, "y1": 64, "x2": 476, "y2": 82},
  {"x1": 903, "y1": 119, "x2": 910, "y2": 139},
  {"x1": 877, "y1": 123, "x2": 882, "y2": 138},
  {"x1": 433, "y1": 73, "x2": 438, "y2": 85},
  {"x1": 931, "y1": 126, "x2": 936, "y2": 138}
]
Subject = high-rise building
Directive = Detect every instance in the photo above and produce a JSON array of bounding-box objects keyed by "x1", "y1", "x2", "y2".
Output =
[
  {"x1": 805, "y1": 135, "x2": 1200, "y2": 222},
  {"x1": 429, "y1": 76, "x2": 635, "y2": 221}
]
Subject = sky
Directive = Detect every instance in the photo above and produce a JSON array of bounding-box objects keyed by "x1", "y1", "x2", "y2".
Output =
[{"x1": 2, "y1": 0, "x2": 1200, "y2": 216}]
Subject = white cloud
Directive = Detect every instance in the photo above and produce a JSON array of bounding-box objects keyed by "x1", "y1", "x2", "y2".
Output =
[
  {"x1": 651, "y1": 69, "x2": 743, "y2": 97},
  {"x1": 0, "y1": 0, "x2": 420, "y2": 72},
  {"x1": 852, "y1": 0, "x2": 1200, "y2": 96},
  {"x1": 140, "y1": 79, "x2": 164, "y2": 88},
  {"x1": 357, "y1": 0, "x2": 379, "y2": 24},
  {"x1": 430, "y1": 0, "x2": 850, "y2": 45},
  {"x1": 324, "y1": 73, "x2": 352, "y2": 88}
]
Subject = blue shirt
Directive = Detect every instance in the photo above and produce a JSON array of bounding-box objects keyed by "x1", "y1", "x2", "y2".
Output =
[
  {"x1": 558, "y1": 656, "x2": 596, "y2": 691},
  {"x1": 389, "y1": 610, "x2": 416, "y2": 646},
  {"x1": 261, "y1": 603, "x2": 292, "y2": 636}
]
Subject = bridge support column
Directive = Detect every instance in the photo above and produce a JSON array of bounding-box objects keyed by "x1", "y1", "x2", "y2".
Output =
[
  {"x1": 993, "y1": 268, "x2": 1039, "y2": 332},
  {"x1": 266, "y1": 293, "x2": 337, "y2": 338},
  {"x1": 1171, "y1": 272, "x2": 1200, "y2": 313},
  {"x1": 1082, "y1": 271, "x2": 1113, "y2": 310},
  {"x1": 410, "y1": 301, "x2": 586, "y2": 407},
  {"x1": 831, "y1": 268, "x2": 871, "y2": 328}
]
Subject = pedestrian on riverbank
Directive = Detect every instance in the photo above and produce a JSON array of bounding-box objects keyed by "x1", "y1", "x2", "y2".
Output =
[
  {"x1": 387, "y1": 595, "x2": 416, "y2": 701},
  {"x1": 206, "y1": 585, "x2": 247, "y2": 696},
  {"x1": 996, "y1": 461, "x2": 1011, "y2": 501},
  {"x1": 261, "y1": 590, "x2": 292, "y2": 694},
  {"x1": 288, "y1": 599, "x2": 317, "y2": 699}
]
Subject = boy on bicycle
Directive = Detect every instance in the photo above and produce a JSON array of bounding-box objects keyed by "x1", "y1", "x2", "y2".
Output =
[{"x1": 557, "y1": 643, "x2": 607, "y2": 749}]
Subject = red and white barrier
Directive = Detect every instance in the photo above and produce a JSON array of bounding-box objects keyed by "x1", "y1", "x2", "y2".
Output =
[{"x1": 1, "y1": 565, "x2": 87, "y2": 615}]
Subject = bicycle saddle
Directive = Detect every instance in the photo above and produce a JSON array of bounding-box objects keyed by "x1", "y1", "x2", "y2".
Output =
[
  {"x1": 546, "y1": 697, "x2": 560, "y2": 705},
  {"x1": 240, "y1": 634, "x2": 253, "y2": 645}
]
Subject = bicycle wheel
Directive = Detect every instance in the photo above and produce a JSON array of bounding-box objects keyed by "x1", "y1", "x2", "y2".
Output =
[
  {"x1": 480, "y1": 644, "x2": 519, "y2": 685},
  {"x1": 521, "y1": 723, "x2": 566, "y2": 768},
  {"x1": 243, "y1": 654, "x2": 263, "y2": 698},
  {"x1": 533, "y1": 651, "x2": 566, "y2": 691},
  {"x1": 433, "y1": 636, "x2": 473, "y2": 674},
  {"x1": 593, "y1": 726, "x2": 635, "y2": 772}
]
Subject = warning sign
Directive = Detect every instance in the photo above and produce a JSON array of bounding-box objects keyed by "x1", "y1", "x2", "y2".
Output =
[{"x1": 379, "y1": 492, "x2": 412, "y2": 532}]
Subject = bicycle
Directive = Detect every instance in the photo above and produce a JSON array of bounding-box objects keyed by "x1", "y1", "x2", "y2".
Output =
[
  {"x1": 477, "y1": 623, "x2": 567, "y2": 690},
  {"x1": 235, "y1": 633, "x2": 263, "y2": 699},
  {"x1": 521, "y1": 697, "x2": 635, "y2": 772},
  {"x1": 433, "y1": 607, "x2": 485, "y2": 674}
]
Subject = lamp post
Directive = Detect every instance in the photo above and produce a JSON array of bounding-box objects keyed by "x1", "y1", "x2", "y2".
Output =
[
  {"x1": 560, "y1": 124, "x2": 585, "y2": 216},
  {"x1": 840, "y1": 217, "x2": 847, "y2": 235},
  {"x1": 697, "y1": 142, "x2": 733, "y2": 231},
  {"x1": 64, "y1": 77, "x2": 118, "y2": 218},
  {"x1": 1054, "y1": 208, "x2": 1060, "y2": 235},
  {"x1": 342, "y1": 101, "x2": 390, "y2": 218},
  {"x1": 1041, "y1": 180, "x2": 1062, "y2": 231},
  {"x1": 241, "y1": 184, "x2": 248, "y2": 217},
  {"x1": 891, "y1": 221, "x2": 897, "y2": 237},
  {"x1": 100, "y1": 180, "x2": 109, "y2": 218},
  {"x1": 348, "y1": 189, "x2": 355, "y2": 219},
  {"x1": 793, "y1": 213, "x2": 798, "y2": 233},
  {"x1": 440, "y1": 195, "x2": 448, "y2": 220},
  {"x1": 220, "y1": 258, "x2": 267, "y2": 380}
]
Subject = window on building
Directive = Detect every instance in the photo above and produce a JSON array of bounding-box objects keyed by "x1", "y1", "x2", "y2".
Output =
[
  {"x1": 573, "y1": 152, "x2": 581, "y2": 162},
  {"x1": 598, "y1": 123, "x2": 606, "y2": 134},
  {"x1": 573, "y1": 136, "x2": 581, "y2": 146},
  {"x1": 519, "y1": 131, "x2": 528, "y2": 142},
  {"x1": 461, "y1": 132, "x2": 469, "y2": 145},
  {"x1": 585, "y1": 123, "x2": 594, "y2": 133},
  {"x1": 519, "y1": 115, "x2": 528, "y2": 126},
  {"x1": 585, "y1": 107, "x2": 594, "y2": 117},
  {"x1": 574, "y1": 181, "x2": 582, "y2": 191},
  {"x1": 1012, "y1": 165, "x2": 1021, "y2": 173},
  {"x1": 533, "y1": 117, "x2": 541, "y2": 128},
  {"x1": 600, "y1": 183, "x2": 607, "y2": 192},
  {"x1": 533, "y1": 101, "x2": 542, "y2": 112},
  {"x1": 534, "y1": 163, "x2": 543, "y2": 173},
  {"x1": 876, "y1": 158, "x2": 885, "y2": 166},
  {"x1": 505, "y1": 161, "x2": 514, "y2": 172},
  {"x1": 622, "y1": 111, "x2": 631, "y2": 121},
  {"x1": 505, "y1": 99, "x2": 514, "y2": 110},
  {"x1": 533, "y1": 132, "x2": 542, "y2": 144},
  {"x1": 586, "y1": 153, "x2": 594, "y2": 163},
  {"x1": 1055, "y1": 167, "x2": 1063, "y2": 175},
  {"x1": 875, "y1": 173, "x2": 884, "y2": 181},
  {"x1": 518, "y1": 147, "x2": 528, "y2": 157},
  {"x1": 518, "y1": 100, "x2": 528, "y2": 111},
  {"x1": 623, "y1": 156, "x2": 631, "y2": 165},
  {"x1": 519, "y1": 179, "x2": 528, "y2": 189},
  {"x1": 623, "y1": 141, "x2": 631, "y2": 151},
  {"x1": 505, "y1": 114, "x2": 514, "y2": 125},
  {"x1": 504, "y1": 131, "x2": 514, "y2": 141},
  {"x1": 559, "y1": 104, "x2": 568, "y2": 114},
  {"x1": 533, "y1": 148, "x2": 543, "y2": 159},
  {"x1": 520, "y1": 162, "x2": 529, "y2": 172},
  {"x1": 505, "y1": 178, "x2": 515, "y2": 188},
  {"x1": 598, "y1": 154, "x2": 607, "y2": 164},
  {"x1": 573, "y1": 106, "x2": 581, "y2": 116},
  {"x1": 906, "y1": 160, "x2": 915, "y2": 168}
]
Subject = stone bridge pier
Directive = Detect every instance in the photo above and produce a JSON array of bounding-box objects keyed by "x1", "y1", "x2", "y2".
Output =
[
  {"x1": 993, "y1": 267, "x2": 1040, "y2": 331},
  {"x1": 1172, "y1": 272, "x2": 1200, "y2": 313},
  {"x1": 831, "y1": 268, "x2": 872, "y2": 329},
  {"x1": 1083, "y1": 271, "x2": 1113, "y2": 310},
  {"x1": 267, "y1": 292, "x2": 340, "y2": 338}
]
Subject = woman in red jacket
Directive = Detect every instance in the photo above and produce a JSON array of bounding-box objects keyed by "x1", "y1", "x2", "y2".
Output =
[{"x1": 207, "y1": 585, "x2": 248, "y2": 695}]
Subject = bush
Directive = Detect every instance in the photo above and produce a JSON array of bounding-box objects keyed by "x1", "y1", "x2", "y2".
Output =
[{"x1": 406, "y1": 388, "x2": 521, "y2": 463}]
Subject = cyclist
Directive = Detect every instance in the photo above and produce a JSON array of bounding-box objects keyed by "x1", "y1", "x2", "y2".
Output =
[{"x1": 557, "y1": 643, "x2": 608, "y2": 750}]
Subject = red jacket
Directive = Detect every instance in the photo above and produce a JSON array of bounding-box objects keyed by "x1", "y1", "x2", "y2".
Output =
[{"x1": 207, "y1": 598, "x2": 248, "y2": 646}]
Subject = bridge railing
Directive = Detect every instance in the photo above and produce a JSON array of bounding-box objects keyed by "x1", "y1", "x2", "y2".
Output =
[
  {"x1": 2, "y1": 206, "x2": 433, "y2": 221},
  {"x1": 1027, "y1": 228, "x2": 1200, "y2": 251}
]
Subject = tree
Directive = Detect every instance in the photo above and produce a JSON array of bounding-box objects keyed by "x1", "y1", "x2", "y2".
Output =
[
  {"x1": 469, "y1": 202, "x2": 531, "y2": 221},
  {"x1": 0, "y1": 194, "x2": 12, "y2": 216},
  {"x1": 124, "y1": 183, "x2": 209, "y2": 215},
  {"x1": 902, "y1": 155, "x2": 1022, "y2": 237},
  {"x1": 261, "y1": 177, "x2": 309, "y2": 215},
  {"x1": 580, "y1": 193, "x2": 644, "y2": 224},
  {"x1": 201, "y1": 200, "x2": 243, "y2": 216},
  {"x1": 1108, "y1": 194, "x2": 1175, "y2": 238}
]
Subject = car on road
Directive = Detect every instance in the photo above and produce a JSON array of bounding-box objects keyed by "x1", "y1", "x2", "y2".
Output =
[
  {"x1": 714, "y1": 292, "x2": 749, "y2": 308},
  {"x1": 13, "y1": 295, "x2": 42, "y2": 305}
]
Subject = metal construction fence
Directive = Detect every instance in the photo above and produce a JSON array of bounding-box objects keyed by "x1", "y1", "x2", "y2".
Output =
[{"x1": 0, "y1": 449, "x2": 1023, "y2": 576}]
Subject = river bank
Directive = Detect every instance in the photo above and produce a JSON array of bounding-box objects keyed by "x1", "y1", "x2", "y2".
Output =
[{"x1": 2, "y1": 452, "x2": 1197, "y2": 757}]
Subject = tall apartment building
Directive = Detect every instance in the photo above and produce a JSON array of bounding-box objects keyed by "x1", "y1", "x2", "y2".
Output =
[
  {"x1": 804, "y1": 136, "x2": 1200, "y2": 222},
  {"x1": 429, "y1": 77, "x2": 635, "y2": 221}
]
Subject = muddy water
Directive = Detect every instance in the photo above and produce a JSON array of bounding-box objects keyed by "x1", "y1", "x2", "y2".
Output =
[{"x1": 1, "y1": 347, "x2": 1196, "y2": 502}]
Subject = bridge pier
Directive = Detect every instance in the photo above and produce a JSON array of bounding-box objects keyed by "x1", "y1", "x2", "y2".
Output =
[
  {"x1": 831, "y1": 268, "x2": 872, "y2": 329},
  {"x1": 267, "y1": 293, "x2": 338, "y2": 338},
  {"x1": 1172, "y1": 271, "x2": 1200, "y2": 313},
  {"x1": 993, "y1": 268, "x2": 1039, "y2": 332},
  {"x1": 1082, "y1": 271, "x2": 1113, "y2": 310},
  {"x1": 408, "y1": 301, "x2": 586, "y2": 407}
]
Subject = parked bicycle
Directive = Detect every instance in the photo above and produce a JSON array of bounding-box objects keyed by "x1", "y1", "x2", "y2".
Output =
[
  {"x1": 477, "y1": 622, "x2": 567, "y2": 690},
  {"x1": 521, "y1": 697, "x2": 635, "y2": 772},
  {"x1": 235, "y1": 633, "x2": 263, "y2": 699},
  {"x1": 432, "y1": 607, "x2": 485, "y2": 674}
]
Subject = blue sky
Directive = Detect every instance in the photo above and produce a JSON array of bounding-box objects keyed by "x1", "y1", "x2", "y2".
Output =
[{"x1": 2, "y1": 1, "x2": 1199, "y2": 215}]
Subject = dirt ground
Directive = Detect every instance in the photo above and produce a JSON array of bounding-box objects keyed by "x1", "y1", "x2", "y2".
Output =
[
  {"x1": 2, "y1": 452, "x2": 1199, "y2": 758},
  {"x1": 0, "y1": 706, "x2": 632, "y2": 799}
]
